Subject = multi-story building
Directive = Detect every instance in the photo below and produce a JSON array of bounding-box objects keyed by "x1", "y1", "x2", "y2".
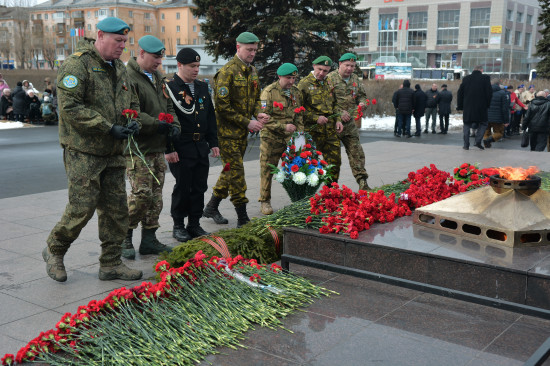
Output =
[{"x1": 352, "y1": 0, "x2": 542, "y2": 76}]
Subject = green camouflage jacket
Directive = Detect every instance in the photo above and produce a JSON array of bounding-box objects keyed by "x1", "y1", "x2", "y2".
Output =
[
  {"x1": 296, "y1": 72, "x2": 337, "y2": 133},
  {"x1": 57, "y1": 38, "x2": 140, "y2": 156},
  {"x1": 259, "y1": 81, "x2": 303, "y2": 140},
  {"x1": 126, "y1": 57, "x2": 179, "y2": 155},
  {"x1": 214, "y1": 55, "x2": 262, "y2": 140},
  {"x1": 327, "y1": 70, "x2": 366, "y2": 119}
]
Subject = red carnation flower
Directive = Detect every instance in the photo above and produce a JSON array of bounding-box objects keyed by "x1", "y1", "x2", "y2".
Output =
[
  {"x1": 459, "y1": 169, "x2": 467, "y2": 176},
  {"x1": 291, "y1": 165, "x2": 299, "y2": 172},
  {"x1": 223, "y1": 163, "x2": 231, "y2": 172}
]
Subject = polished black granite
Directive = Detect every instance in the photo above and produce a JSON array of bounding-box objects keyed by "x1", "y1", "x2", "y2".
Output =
[{"x1": 284, "y1": 216, "x2": 550, "y2": 309}]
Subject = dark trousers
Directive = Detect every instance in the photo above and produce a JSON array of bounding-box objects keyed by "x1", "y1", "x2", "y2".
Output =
[
  {"x1": 414, "y1": 116, "x2": 422, "y2": 135},
  {"x1": 397, "y1": 113, "x2": 412, "y2": 135},
  {"x1": 439, "y1": 114, "x2": 449, "y2": 133},
  {"x1": 530, "y1": 132, "x2": 549, "y2": 151},
  {"x1": 168, "y1": 156, "x2": 209, "y2": 225},
  {"x1": 463, "y1": 122, "x2": 488, "y2": 148}
]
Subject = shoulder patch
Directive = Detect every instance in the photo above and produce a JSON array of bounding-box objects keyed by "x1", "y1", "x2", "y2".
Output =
[
  {"x1": 261, "y1": 100, "x2": 267, "y2": 109},
  {"x1": 218, "y1": 86, "x2": 229, "y2": 97},
  {"x1": 73, "y1": 51, "x2": 83, "y2": 57},
  {"x1": 92, "y1": 67, "x2": 106, "y2": 73},
  {"x1": 62, "y1": 75, "x2": 79, "y2": 89}
]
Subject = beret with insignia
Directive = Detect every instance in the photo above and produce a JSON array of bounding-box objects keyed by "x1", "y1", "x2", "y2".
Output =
[
  {"x1": 138, "y1": 35, "x2": 165, "y2": 55},
  {"x1": 277, "y1": 63, "x2": 298, "y2": 76},
  {"x1": 339, "y1": 52, "x2": 357, "y2": 62},
  {"x1": 97, "y1": 17, "x2": 130, "y2": 35},
  {"x1": 236, "y1": 31, "x2": 259, "y2": 44},
  {"x1": 176, "y1": 48, "x2": 201, "y2": 64},
  {"x1": 312, "y1": 56, "x2": 333, "y2": 66}
]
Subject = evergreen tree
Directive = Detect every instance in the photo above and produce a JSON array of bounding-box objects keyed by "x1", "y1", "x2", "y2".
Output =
[
  {"x1": 536, "y1": 0, "x2": 550, "y2": 77},
  {"x1": 192, "y1": 0, "x2": 369, "y2": 84}
]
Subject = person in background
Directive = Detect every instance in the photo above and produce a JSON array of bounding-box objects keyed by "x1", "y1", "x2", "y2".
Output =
[
  {"x1": 392, "y1": 84, "x2": 402, "y2": 137},
  {"x1": 522, "y1": 91, "x2": 550, "y2": 152},
  {"x1": 392, "y1": 79, "x2": 415, "y2": 138},
  {"x1": 40, "y1": 96, "x2": 56, "y2": 125},
  {"x1": 482, "y1": 80, "x2": 510, "y2": 148},
  {"x1": 412, "y1": 84, "x2": 427, "y2": 137},
  {"x1": 12, "y1": 81, "x2": 26, "y2": 122},
  {"x1": 26, "y1": 90, "x2": 41, "y2": 123},
  {"x1": 424, "y1": 83, "x2": 438, "y2": 134},
  {"x1": 0, "y1": 75, "x2": 9, "y2": 94},
  {"x1": 22, "y1": 79, "x2": 37, "y2": 94},
  {"x1": 509, "y1": 85, "x2": 527, "y2": 136},
  {"x1": 437, "y1": 84, "x2": 452, "y2": 134},
  {"x1": 0, "y1": 88, "x2": 13, "y2": 120}
]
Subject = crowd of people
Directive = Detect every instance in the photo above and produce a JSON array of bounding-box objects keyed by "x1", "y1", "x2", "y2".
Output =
[{"x1": 0, "y1": 76, "x2": 58, "y2": 124}]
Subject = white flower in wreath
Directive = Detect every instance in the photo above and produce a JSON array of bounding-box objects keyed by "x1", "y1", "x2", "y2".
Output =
[
  {"x1": 292, "y1": 172, "x2": 307, "y2": 185},
  {"x1": 307, "y1": 173, "x2": 319, "y2": 187},
  {"x1": 275, "y1": 170, "x2": 286, "y2": 183}
]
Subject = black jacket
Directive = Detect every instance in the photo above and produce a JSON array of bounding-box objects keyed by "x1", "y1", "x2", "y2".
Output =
[
  {"x1": 456, "y1": 70, "x2": 492, "y2": 124},
  {"x1": 0, "y1": 95, "x2": 12, "y2": 115},
  {"x1": 437, "y1": 89, "x2": 453, "y2": 115},
  {"x1": 413, "y1": 89, "x2": 427, "y2": 118},
  {"x1": 12, "y1": 86, "x2": 26, "y2": 115},
  {"x1": 393, "y1": 86, "x2": 415, "y2": 115},
  {"x1": 522, "y1": 96, "x2": 550, "y2": 133},
  {"x1": 425, "y1": 88, "x2": 439, "y2": 108},
  {"x1": 487, "y1": 84, "x2": 510, "y2": 124},
  {"x1": 168, "y1": 74, "x2": 218, "y2": 159}
]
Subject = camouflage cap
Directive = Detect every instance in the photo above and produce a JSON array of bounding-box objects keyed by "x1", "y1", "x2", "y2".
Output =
[
  {"x1": 312, "y1": 56, "x2": 332, "y2": 66},
  {"x1": 339, "y1": 52, "x2": 357, "y2": 62},
  {"x1": 97, "y1": 17, "x2": 130, "y2": 35},
  {"x1": 138, "y1": 35, "x2": 165, "y2": 55},
  {"x1": 277, "y1": 63, "x2": 298, "y2": 76},
  {"x1": 236, "y1": 31, "x2": 259, "y2": 44}
]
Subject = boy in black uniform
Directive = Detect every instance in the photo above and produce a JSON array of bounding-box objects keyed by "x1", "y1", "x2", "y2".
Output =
[{"x1": 165, "y1": 48, "x2": 219, "y2": 241}]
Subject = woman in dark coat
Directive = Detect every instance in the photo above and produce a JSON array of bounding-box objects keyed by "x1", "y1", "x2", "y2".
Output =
[
  {"x1": 12, "y1": 82, "x2": 27, "y2": 122},
  {"x1": 437, "y1": 84, "x2": 453, "y2": 134},
  {"x1": 413, "y1": 84, "x2": 427, "y2": 136},
  {"x1": 25, "y1": 90, "x2": 41, "y2": 123},
  {"x1": 0, "y1": 89, "x2": 13, "y2": 120}
]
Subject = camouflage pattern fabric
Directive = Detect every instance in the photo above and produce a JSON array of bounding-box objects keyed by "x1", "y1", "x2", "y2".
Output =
[
  {"x1": 297, "y1": 72, "x2": 341, "y2": 181},
  {"x1": 214, "y1": 55, "x2": 262, "y2": 141},
  {"x1": 126, "y1": 152, "x2": 166, "y2": 229},
  {"x1": 258, "y1": 81, "x2": 304, "y2": 202},
  {"x1": 327, "y1": 70, "x2": 368, "y2": 183},
  {"x1": 212, "y1": 139, "x2": 248, "y2": 205},
  {"x1": 47, "y1": 149, "x2": 127, "y2": 266}
]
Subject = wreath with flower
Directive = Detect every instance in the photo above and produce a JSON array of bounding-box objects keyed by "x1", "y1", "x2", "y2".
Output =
[
  {"x1": 452, "y1": 162, "x2": 490, "y2": 190},
  {"x1": 270, "y1": 132, "x2": 333, "y2": 202}
]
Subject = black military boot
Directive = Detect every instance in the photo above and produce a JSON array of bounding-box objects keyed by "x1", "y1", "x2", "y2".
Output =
[
  {"x1": 139, "y1": 228, "x2": 172, "y2": 255},
  {"x1": 235, "y1": 204, "x2": 250, "y2": 228},
  {"x1": 187, "y1": 216, "x2": 209, "y2": 238},
  {"x1": 173, "y1": 224, "x2": 192, "y2": 242},
  {"x1": 203, "y1": 194, "x2": 229, "y2": 224},
  {"x1": 121, "y1": 229, "x2": 135, "y2": 260}
]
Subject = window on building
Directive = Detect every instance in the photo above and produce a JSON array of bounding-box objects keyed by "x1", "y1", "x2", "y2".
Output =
[
  {"x1": 176, "y1": 25, "x2": 180, "y2": 32},
  {"x1": 87, "y1": 24, "x2": 91, "y2": 31},
  {"x1": 144, "y1": 13, "x2": 150, "y2": 19},
  {"x1": 145, "y1": 26, "x2": 151, "y2": 33},
  {"x1": 94, "y1": 10, "x2": 98, "y2": 17},
  {"x1": 407, "y1": 11, "x2": 427, "y2": 46},
  {"x1": 516, "y1": 12, "x2": 523, "y2": 23},
  {"x1": 110, "y1": 10, "x2": 114, "y2": 17},
  {"x1": 129, "y1": 37, "x2": 134, "y2": 45},
  {"x1": 437, "y1": 10, "x2": 459, "y2": 45},
  {"x1": 350, "y1": 15, "x2": 369, "y2": 48},
  {"x1": 507, "y1": 10, "x2": 513, "y2": 21},
  {"x1": 87, "y1": 11, "x2": 91, "y2": 18},
  {"x1": 161, "y1": 13, "x2": 164, "y2": 20},
  {"x1": 505, "y1": 28, "x2": 511, "y2": 44},
  {"x1": 131, "y1": 50, "x2": 135, "y2": 57},
  {"x1": 514, "y1": 31, "x2": 521, "y2": 46},
  {"x1": 45, "y1": 14, "x2": 48, "y2": 20},
  {"x1": 378, "y1": 13, "x2": 398, "y2": 47},
  {"x1": 193, "y1": 38, "x2": 197, "y2": 45},
  {"x1": 193, "y1": 25, "x2": 197, "y2": 32},
  {"x1": 176, "y1": 12, "x2": 180, "y2": 20},
  {"x1": 161, "y1": 26, "x2": 165, "y2": 33},
  {"x1": 57, "y1": 48, "x2": 64, "y2": 57},
  {"x1": 45, "y1": 25, "x2": 49, "y2": 31},
  {"x1": 129, "y1": 11, "x2": 133, "y2": 18},
  {"x1": 129, "y1": 23, "x2": 133, "y2": 31},
  {"x1": 37, "y1": 14, "x2": 42, "y2": 20},
  {"x1": 98, "y1": 9, "x2": 107, "y2": 17},
  {"x1": 31, "y1": 14, "x2": 35, "y2": 20},
  {"x1": 527, "y1": 14, "x2": 533, "y2": 25},
  {"x1": 177, "y1": 38, "x2": 180, "y2": 45},
  {"x1": 53, "y1": 11, "x2": 64, "y2": 20},
  {"x1": 525, "y1": 32, "x2": 531, "y2": 52},
  {"x1": 469, "y1": 8, "x2": 490, "y2": 44}
]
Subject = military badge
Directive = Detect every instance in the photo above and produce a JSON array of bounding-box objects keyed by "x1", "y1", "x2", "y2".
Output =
[
  {"x1": 261, "y1": 100, "x2": 267, "y2": 109},
  {"x1": 92, "y1": 67, "x2": 106, "y2": 73},
  {"x1": 62, "y1": 75, "x2": 78, "y2": 89},
  {"x1": 218, "y1": 86, "x2": 229, "y2": 97}
]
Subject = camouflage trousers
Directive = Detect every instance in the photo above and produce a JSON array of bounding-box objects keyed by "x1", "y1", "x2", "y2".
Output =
[
  {"x1": 212, "y1": 138, "x2": 249, "y2": 206},
  {"x1": 338, "y1": 121, "x2": 368, "y2": 183},
  {"x1": 308, "y1": 128, "x2": 341, "y2": 182},
  {"x1": 47, "y1": 149, "x2": 127, "y2": 266},
  {"x1": 126, "y1": 152, "x2": 166, "y2": 230},
  {"x1": 259, "y1": 135, "x2": 288, "y2": 202}
]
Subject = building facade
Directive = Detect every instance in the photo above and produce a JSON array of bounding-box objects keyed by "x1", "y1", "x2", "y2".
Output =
[{"x1": 352, "y1": 0, "x2": 542, "y2": 76}]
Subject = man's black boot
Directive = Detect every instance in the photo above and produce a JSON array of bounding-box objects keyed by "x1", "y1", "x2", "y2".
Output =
[
  {"x1": 235, "y1": 204, "x2": 250, "y2": 228},
  {"x1": 187, "y1": 216, "x2": 209, "y2": 238},
  {"x1": 203, "y1": 194, "x2": 229, "y2": 224},
  {"x1": 173, "y1": 224, "x2": 192, "y2": 242}
]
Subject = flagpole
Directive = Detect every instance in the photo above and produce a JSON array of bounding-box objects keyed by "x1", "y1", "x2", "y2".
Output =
[{"x1": 405, "y1": 19, "x2": 409, "y2": 63}]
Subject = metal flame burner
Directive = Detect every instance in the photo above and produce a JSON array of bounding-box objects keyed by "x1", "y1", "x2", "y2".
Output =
[{"x1": 413, "y1": 175, "x2": 550, "y2": 247}]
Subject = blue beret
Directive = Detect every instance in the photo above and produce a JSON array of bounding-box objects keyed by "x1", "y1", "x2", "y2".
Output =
[
  {"x1": 313, "y1": 56, "x2": 332, "y2": 66},
  {"x1": 277, "y1": 63, "x2": 298, "y2": 76},
  {"x1": 339, "y1": 53, "x2": 357, "y2": 62},
  {"x1": 97, "y1": 17, "x2": 130, "y2": 35},
  {"x1": 138, "y1": 35, "x2": 165, "y2": 55},
  {"x1": 236, "y1": 32, "x2": 259, "y2": 44}
]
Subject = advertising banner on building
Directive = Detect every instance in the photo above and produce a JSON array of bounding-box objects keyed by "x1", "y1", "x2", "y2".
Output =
[{"x1": 374, "y1": 63, "x2": 412, "y2": 80}]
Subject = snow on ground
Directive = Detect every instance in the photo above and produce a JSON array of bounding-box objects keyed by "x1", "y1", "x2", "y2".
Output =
[
  {"x1": 0, "y1": 121, "x2": 26, "y2": 130},
  {"x1": 360, "y1": 114, "x2": 464, "y2": 131}
]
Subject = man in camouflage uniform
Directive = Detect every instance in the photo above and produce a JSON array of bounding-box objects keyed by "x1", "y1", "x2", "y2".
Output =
[
  {"x1": 297, "y1": 56, "x2": 343, "y2": 182},
  {"x1": 122, "y1": 35, "x2": 180, "y2": 259},
  {"x1": 203, "y1": 31, "x2": 269, "y2": 227},
  {"x1": 258, "y1": 63, "x2": 303, "y2": 215},
  {"x1": 327, "y1": 53, "x2": 371, "y2": 191},
  {"x1": 43, "y1": 17, "x2": 143, "y2": 282}
]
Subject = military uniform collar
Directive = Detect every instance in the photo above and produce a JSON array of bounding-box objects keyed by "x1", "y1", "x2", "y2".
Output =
[
  {"x1": 234, "y1": 55, "x2": 252, "y2": 71},
  {"x1": 173, "y1": 73, "x2": 196, "y2": 88}
]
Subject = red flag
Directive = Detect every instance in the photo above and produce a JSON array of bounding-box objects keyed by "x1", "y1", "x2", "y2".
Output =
[
  {"x1": 399, "y1": 19, "x2": 402, "y2": 30},
  {"x1": 80, "y1": 28, "x2": 84, "y2": 37},
  {"x1": 406, "y1": 19, "x2": 409, "y2": 30}
]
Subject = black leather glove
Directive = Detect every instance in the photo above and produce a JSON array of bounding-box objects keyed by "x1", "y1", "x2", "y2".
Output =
[
  {"x1": 110, "y1": 125, "x2": 131, "y2": 140},
  {"x1": 169, "y1": 125, "x2": 181, "y2": 141},
  {"x1": 158, "y1": 120, "x2": 171, "y2": 134},
  {"x1": 127, "y1": 120, "x2": 140, "y2": 136}
]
